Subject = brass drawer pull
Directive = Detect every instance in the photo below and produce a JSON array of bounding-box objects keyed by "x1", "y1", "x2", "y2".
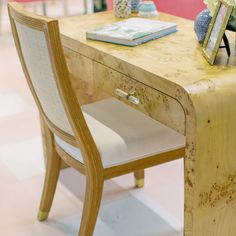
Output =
[{"x1": 115, "y1": 88, "x2": 140, "y2": 105}]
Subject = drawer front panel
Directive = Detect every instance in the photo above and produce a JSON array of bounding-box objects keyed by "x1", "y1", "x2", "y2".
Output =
[
  {"x1": 64, "y1": 47, "x2": 109, "y2": 105},
  {"x1": 94, "y1": 62, "x2": 186, "y2": 135}
]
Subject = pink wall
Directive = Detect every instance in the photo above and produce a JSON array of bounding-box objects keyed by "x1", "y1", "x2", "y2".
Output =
[
  {"x1": 157, "y1": 0, "x2": 206, "y2": 20},
  {"x1": 108, "y1": 0, "x2": 206, "y2": 20}
]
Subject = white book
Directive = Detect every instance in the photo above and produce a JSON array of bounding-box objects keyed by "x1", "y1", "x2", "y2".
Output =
[{"x1": 86, "y1": 18, "x2": 177, "y2": 46}]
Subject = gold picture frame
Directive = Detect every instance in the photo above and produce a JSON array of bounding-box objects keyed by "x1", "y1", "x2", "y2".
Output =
[{"x1": 202, "y1": 0, "x2": 234, "y2": 65}]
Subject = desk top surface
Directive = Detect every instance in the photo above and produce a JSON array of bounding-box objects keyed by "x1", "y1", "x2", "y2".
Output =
[{"x1": 60, "y1": 11, "x2": 236, "y2": 92}]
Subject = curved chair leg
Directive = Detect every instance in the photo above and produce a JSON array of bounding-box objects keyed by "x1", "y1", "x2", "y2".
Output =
[
  {"x1": 38, "y1": 118, "x2": 61, "y2": 221},
  {"x1": 134, "y1": 170, "x2": 145, "y2": 188},
  {"x1": 79, "y1": 177, "x2": 104, "y2": 236}
]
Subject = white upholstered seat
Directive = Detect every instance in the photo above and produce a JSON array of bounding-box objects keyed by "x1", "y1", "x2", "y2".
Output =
[{"x1": 55, "y1": 98, "x2": 185, "y2": 168}]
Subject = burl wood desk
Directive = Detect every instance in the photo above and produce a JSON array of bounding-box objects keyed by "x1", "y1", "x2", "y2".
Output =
[{"x1": 58, "y1": 11, "x2": 236, "y2": 236}]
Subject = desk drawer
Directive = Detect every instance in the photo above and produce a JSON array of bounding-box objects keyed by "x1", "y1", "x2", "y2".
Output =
[
  {"x1": 93, "y1": 62, "x2": 185, "y2": 134},
  {"x1": 64, "y1": 47, "x2": 109, "y2": 105}
]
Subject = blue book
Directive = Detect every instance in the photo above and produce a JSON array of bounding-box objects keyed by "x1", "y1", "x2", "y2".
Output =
[{"x1": 86, "y1": 18, "x2": 177, "y2": 46}]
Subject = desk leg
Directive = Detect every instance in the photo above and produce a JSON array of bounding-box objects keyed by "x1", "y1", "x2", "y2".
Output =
[{"x1": 183, "y1": 81, "x2": 236, "y2": 236}]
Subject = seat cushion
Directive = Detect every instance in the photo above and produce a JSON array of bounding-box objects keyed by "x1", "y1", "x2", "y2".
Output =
[{"x1": 55, "y1": 98, "x2": 185, "y2": 168}]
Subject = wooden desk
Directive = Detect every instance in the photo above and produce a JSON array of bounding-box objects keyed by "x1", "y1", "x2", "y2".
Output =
[{"x1": 59, "y1": 11, "x2": 236, "y2": 236}]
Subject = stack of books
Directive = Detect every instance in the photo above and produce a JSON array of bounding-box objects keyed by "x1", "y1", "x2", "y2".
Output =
[{"x1": 86, "y1": 18, "x2": 177, "y2": 46}]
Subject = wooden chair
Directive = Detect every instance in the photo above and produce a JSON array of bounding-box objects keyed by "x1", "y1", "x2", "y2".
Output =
[{"x1": 8, "y1": 3, "x2": 185, "y2": 236}]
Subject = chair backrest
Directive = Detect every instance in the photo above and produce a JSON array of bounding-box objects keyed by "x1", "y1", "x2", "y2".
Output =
[{"x1": 8, "y1": 3, "x2": 102, "y2": 170}]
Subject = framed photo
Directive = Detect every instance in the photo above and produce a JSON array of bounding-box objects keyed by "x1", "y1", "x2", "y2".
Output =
[{"x1": 202, "y1": 0, "x2": 234, "y2": 65}]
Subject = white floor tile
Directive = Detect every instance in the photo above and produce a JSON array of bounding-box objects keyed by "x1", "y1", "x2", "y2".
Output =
[
  {"x1": 99, "y1": 194, "x2": 182, "y2": 236},
  {"x1": 0, "y1": 92, "x2": 30, "y2": 117},
  {"x1": 0, "y1": 137, "x2": 45, "y2": 180}
]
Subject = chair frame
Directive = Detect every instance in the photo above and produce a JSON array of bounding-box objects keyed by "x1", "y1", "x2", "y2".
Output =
[{"x1": 8, "y1": 3, "x2": 185, "y2": 236}]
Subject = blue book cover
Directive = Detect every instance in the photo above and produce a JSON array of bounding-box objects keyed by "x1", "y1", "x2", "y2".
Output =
[{"x1": 86, "y1": 18, "x2": 177, "y2": 46}]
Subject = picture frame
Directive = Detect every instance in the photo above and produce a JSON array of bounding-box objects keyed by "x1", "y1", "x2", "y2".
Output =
[{"x1": 202, "y1": 0, "x2": 234, "y2": 65}]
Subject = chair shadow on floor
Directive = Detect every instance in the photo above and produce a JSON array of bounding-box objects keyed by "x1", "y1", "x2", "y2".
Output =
[{"x1": 45, "y1": 168, "x2": 183, "y2": 236}]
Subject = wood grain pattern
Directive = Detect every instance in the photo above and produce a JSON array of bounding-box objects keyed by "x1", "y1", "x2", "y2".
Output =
[
  {"x1": 63, "y1": 48, "x2": 186, "y2": 134},
  {"x1": 93, "y1": 61, "x2": 185, "y2": 134},
  {"x1": 63, "y1": 46, "x2": 106, "y2": 105},
  {"x1": 182, "y1": 77, "x2": 236, "y2": 236},
  {"x1": 60, "y1": 11, "x2": 236, "y2": 236},
  {"x1": 59, "y1": 11, "x2": 236, "y2": 92}
]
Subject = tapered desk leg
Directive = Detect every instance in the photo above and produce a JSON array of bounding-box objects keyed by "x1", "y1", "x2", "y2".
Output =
[{"x1": 183, "y1": 79, "x2": 236, "y2": 236}]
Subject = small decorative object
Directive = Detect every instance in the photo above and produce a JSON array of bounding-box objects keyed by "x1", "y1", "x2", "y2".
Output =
[
  {"x1": 138, "y1": 1, "x2": 158, "y2": 17},
  {"x1": 204, "y1": 0, "x2": 236, "y2": 30},
  {"x1": 203, "y1": 0, "x2": 234, "y2": 65},
  {"x1": 204, "y1": 0, "x2": 236, "y2": 17},
  {"x1": 94, "y1": 0, "x2": 107, "y2": 12},
  {"x1": 131, "y1": 0, "x2": 141, "y2": 12},
  {"x1": 194, "y1": 9, "x2": 212, "y2": 44},
  {"x1": 114, "y1": 0, "x2": 131, "y2": 18},
  {"x1": 227, "y1": 15, "x2": 236, "y2": 31}
]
